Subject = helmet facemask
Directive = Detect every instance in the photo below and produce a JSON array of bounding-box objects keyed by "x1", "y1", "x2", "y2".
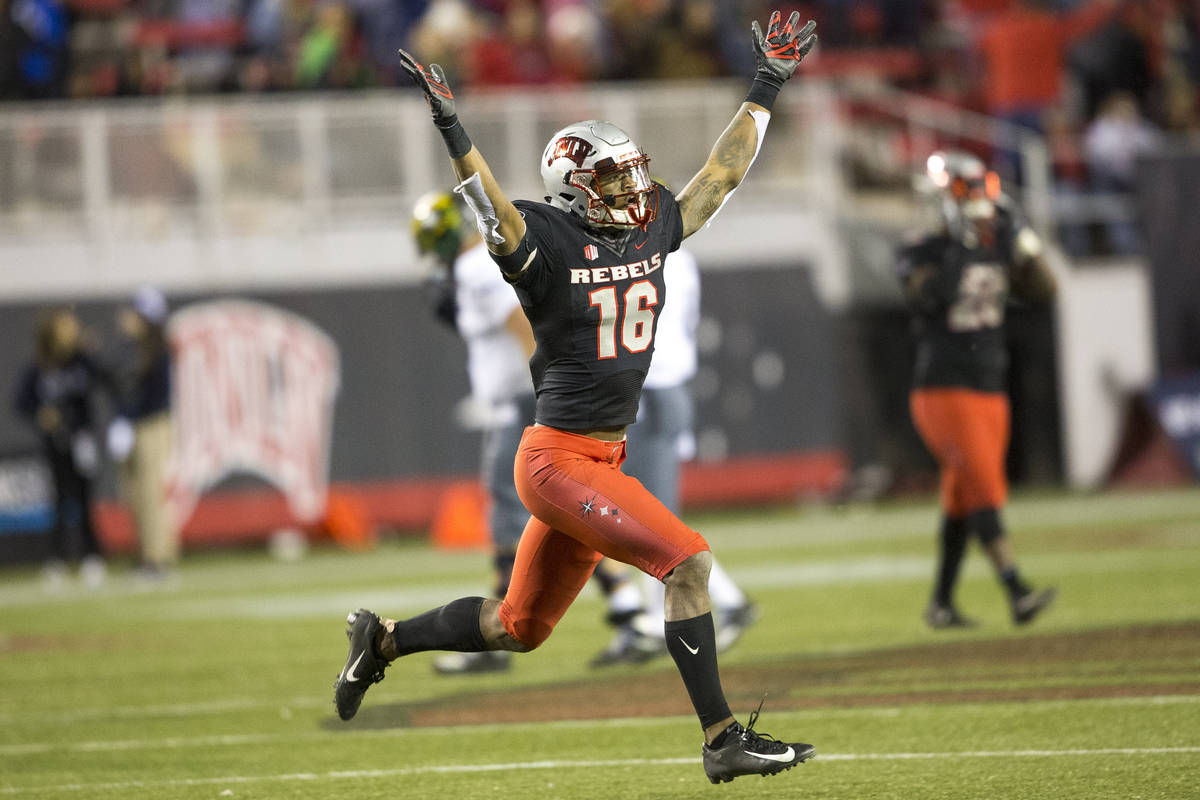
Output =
[
  {"x1": 568, "y1": 153, "x2": 656, "y2": 230},
  {"x1": 946, "y1": 171, "x2": 1001, "y2": 221},
  {"x1": 925, "y1": 151, "x2": 1002, "y2": 237}
]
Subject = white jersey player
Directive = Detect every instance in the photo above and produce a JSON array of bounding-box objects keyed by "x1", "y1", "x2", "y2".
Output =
[{"x1": 595, "y1": 249, "x2": 758, "y2": 665}]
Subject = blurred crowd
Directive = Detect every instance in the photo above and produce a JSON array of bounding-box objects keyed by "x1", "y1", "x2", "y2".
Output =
[
  {"x1": 0, "y1": 0, "x2": 929, "y2": 98},
  {"x1": 0, "y1": 1, "x2": 1189, "y2": 113},
  {"x1": 1, "y1": 0, "x2": 1197, "y2": 257}
]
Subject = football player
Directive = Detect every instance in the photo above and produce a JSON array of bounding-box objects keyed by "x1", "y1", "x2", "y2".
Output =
[
  {"x1": 414, "y1": 195, "x2": 749, "y2": 672},
  {"x1": 897, "y1": 150, "x2": 1058, "y2": 630},
  {"x1": 337, "y1": 10, "x2": 817, "y2": 784}
]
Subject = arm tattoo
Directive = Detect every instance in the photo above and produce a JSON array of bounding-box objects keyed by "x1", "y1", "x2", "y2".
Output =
[
  {"x1": 682, "y1": 174, "x2": 724, "y2": 234},
  {"x1": 679, "y1": 108, "x2": 765, "y2": 237},
  {"x1": 715, "y1": 127, "x2": 755, "y2": 170}
]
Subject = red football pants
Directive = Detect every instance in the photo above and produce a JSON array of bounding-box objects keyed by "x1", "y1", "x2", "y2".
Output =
[
  {"x1": 498, "y1": 425, "x2": 708, "y2": 648},
  {"x1": 910, "y1": 388, "x2": 1010, "y2": 518}
]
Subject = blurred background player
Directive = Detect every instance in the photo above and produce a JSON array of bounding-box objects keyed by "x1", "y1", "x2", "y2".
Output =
[
  {"x1": 412, "y1": 190, "x2": 536, "y2": 675},
  {"x1": 108, "y1": 286, "x2": 177, "y2": 583},
  {"x1": 897, "y1": 150, "x2": 1059, "y2": 630},
  {"x1": 592, "y1": 246, "x2": 758, "y2": 666},
  {"x1": 13, "y1": 308, "x2": 109, "y2": 590}
]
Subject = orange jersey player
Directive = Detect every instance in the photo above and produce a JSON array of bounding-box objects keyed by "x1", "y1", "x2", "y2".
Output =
[{"x1": 334, "y1": 10, "x2": 819, "y2": 785}]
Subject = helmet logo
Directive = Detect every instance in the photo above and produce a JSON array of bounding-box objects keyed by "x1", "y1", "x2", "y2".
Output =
[{"x1": 548, "y1": 136, "x2": 596, "y2": 168}]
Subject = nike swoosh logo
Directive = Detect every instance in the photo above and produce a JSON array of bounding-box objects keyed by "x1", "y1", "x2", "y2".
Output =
[
  {"x1": 678, "y1": 636, "x2": 699, "y2": 655},
  {"x1": 745, "y1": 746, "x2": 795, "y2": 763},
  {"x1": 345, "y1": 651, "x2": 365, "y2": 682},
  {"x1": 633, "y1": 240, "x2": 646, "y2": 250}
]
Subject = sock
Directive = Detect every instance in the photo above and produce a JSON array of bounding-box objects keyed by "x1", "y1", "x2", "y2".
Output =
[
  {"x1": 665, "y1": 612, "x2": 732, "y2": 730},
  {"x1": 387, "y1": 597, "x2": 487, "y2": 658},
  {"x1": 969, "y1": 507, "x2": 1004, "y2": 546},
  {"x1": 1000, "y1": 567, "x2": 1031, "y2": 599},
  {"x1": 607, "y1": 582, "x2": 642, "y2": 616},
  {"x1": 708, "y1": 721, "x2": 740, "y2": 749},
  {"x1": 933, "y1": 516, "x2": 969, "y2": 606}
]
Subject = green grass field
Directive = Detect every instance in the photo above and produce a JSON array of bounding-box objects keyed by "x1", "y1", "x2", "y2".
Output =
[{"x1": 2, "y1": 487, "x2": 1199, "y2": 799}]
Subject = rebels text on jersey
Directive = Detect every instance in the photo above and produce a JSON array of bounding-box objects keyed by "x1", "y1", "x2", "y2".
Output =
[{"x1": 490, "y1": 186, "x2": 684, "y2": 430}]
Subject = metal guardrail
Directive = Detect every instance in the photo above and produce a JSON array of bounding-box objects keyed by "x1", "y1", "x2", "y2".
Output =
[
  {"x1": 0, "y1": 79, "x2": 1139, "y2": 299},
  {"x1": 0, "y1": 82, "x2": 828, "y2": 242}
]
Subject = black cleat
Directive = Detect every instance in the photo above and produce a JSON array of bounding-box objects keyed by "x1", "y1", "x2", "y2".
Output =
[
  {"x1": 702, "y1": 702, "x2": 814, "y2": 784},
  {"x1": 1012, "y1": 586, "x2": 1057, "y2": 626},
  {"x1": 432, "y1": 650, "x2": 512, "y2": 675},
  {"x1": 924, "y1": 601, "x2": 978, "y2": 630},
  {"x1": 333, "y1": 609, "x2": 388, "y2": 720}
]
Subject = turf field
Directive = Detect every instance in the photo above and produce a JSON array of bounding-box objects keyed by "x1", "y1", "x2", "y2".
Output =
[{"x1": 2, "y1": 487, "x2": 1198, "y2": 799}]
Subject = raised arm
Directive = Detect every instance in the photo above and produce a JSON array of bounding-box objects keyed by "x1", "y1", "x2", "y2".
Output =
[
  {"x1": 677, "y1": 11, "x2": 816, "y2": 239},
  {"x1": 399, "y1": 51, "x2": 526, "y2": 256}
]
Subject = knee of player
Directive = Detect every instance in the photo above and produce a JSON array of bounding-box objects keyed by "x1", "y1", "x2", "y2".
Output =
[
  {"x1": 967, "y1": 507, "x2": 1004, "y2": 544},
  {"x1": 489, "y1": 605, "x2": 551, "y2": 651},
  {"x1": 664, "y1": 550, "x2": 711, "y2": 590},
  {"x1": 502, "y1": 617, "x2": 551, "y2": 651}
]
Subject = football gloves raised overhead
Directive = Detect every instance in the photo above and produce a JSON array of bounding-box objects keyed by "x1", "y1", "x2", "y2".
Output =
[
  {"x1": 751, "y1": 11, "x2": 817, "y2": 87},
  {"x1": 398, "y1": 48, "x2": 456, "y2": 129}
]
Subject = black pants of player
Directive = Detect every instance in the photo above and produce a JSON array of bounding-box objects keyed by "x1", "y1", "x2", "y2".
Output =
[{"x1": 45, "y1": 446, "x2": 103, "y2": 562}]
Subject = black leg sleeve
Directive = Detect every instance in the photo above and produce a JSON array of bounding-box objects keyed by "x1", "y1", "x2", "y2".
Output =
[{"x1": 389, "y1": 597, "x2": 489, "y2": 656}]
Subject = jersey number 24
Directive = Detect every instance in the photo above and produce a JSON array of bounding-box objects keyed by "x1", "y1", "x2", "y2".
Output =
[
  {"x1": 589, "y1": 281, "x2": 658, "y2": 359},
  {"x1": 948, "y1": 264, "x2": 1007, "y2": 332}
]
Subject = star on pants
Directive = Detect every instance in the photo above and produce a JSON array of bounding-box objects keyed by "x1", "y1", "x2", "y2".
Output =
[{"x1": 579, "y1": 495, "x2": 597, "y2": 517}]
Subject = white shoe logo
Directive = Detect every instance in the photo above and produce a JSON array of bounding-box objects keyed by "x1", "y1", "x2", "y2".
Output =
[
  {"x1": 745, "y1": 746, "x2": 795, "y2": 763},
  {"x1": 678, "y1": 636, "x2": 700, "y2": 655},
  {"x1": 345, "y1": 651, "x2": 366, "y2": 682}
]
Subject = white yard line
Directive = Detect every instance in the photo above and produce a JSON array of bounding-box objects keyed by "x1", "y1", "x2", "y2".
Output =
[
  {"x1": 3, "y1": 490, "x2": 1198, "y2": 612},
  {"x1": 2, "y1": 694, "x2": 1197, "y2": 754},
  {"x1": 3, "y1": 747, "x2": 1199, "y2": 795},
  {"x1": 3, "y1": 545, "x2": 1192, "y2": 621}
]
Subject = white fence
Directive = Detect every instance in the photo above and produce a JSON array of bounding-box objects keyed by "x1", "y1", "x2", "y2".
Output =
[
  {"x1": 1, "y1": 78, "x2": 1145, "y2": 303},
  {"x1": 0, "y1": 81, "x2": 849, "y2": 300}
]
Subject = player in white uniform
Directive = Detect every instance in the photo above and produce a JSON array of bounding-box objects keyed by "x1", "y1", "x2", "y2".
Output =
[
  {"x1": 412, "y1": 191, "x2": 536, "y2": 674},
  {"x1": 592, "y1": 249, "x2": 757, "y2": 665}
]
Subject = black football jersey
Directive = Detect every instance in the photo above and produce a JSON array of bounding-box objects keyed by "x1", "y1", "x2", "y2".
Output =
[
  {"x1": 896, "y1": 211, "x2": 1022, "y2": 393},
  {"x1": 490, "y1": 186, "x2": 684, "y2": 429}
]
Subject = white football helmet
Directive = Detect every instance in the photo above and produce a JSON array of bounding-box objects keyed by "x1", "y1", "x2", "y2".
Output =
[
  {"x1": 540, "y1": 120, "x2": 656, "y2": 229},
  {"x1": 925, "y1": 150, "x2": 1001, "y2": 222}
]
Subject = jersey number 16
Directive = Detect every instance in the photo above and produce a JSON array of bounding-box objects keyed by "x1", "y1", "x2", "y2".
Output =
[{"x1": 589, "y1": 281, "x2": 658, "y2": 359}]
